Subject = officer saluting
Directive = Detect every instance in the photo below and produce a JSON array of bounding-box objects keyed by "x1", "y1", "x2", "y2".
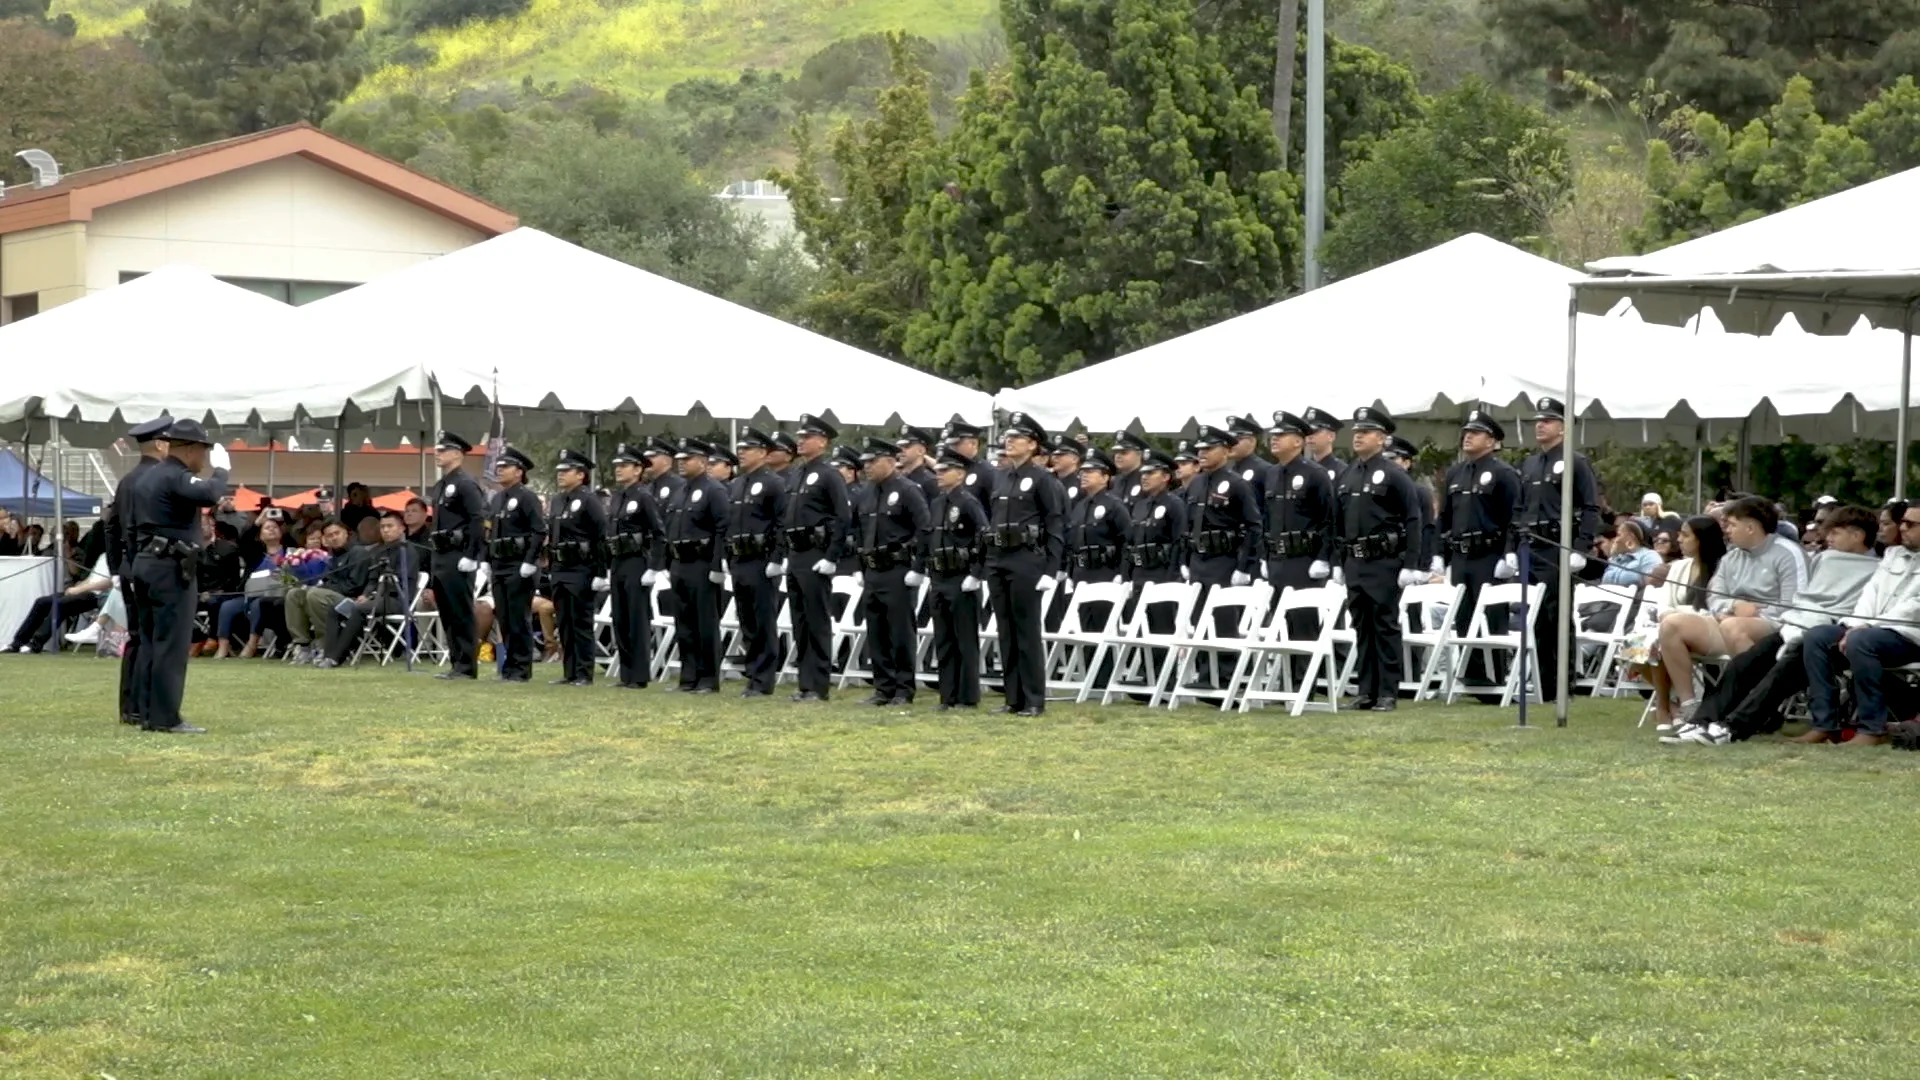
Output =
[
  {"x1": 1303, "y1": 407, "x2": 1347, "y2": 485},
  {"x1": 1506, "y1": 397, "x2": 1601, "y2": 705},
  {"x1": 782, "y1": 414, "x2": 852, "y2": 702},
  {"x1": 607, "y1": 443, "x2": 665, "y2": 690},
  {"x1": 429, "y1": 430, "x2": 488, "y2": 680},
  {"x1": 985, "y1": 412, "x2": 1066, "y2": 716},
  {"x1": 107, "y1": 415, "x2": 170, "y2": 726},
  {"x1": 663, "y1": 438, "x2": 731, "y2": 694},
  {"x1": 1443, "y1": 409, "x2": 1522, "y2": 685},
  {"x1": 546, "y1": 449, "x2": 608, "y2": 686},
  {"x1": 726, "y1": 428, "x2": 789, "y2": 698},
  {"x1": 1110, "y1": 430, "x2": 1151, "y2": 511},
  {"x1": 126, "y1": 419, "x2": 230, "y2": 734},
  {"x1": 853, "y1": 437, "x2": 931, "y2": 706},
  {"x1": 1335, "y1": 407, "x2": 1424, "y2": 712},
  {"x1": 488, "y1": 446, "x2": 547, "y2": 682},
  {"x1": 1263, "y1": 411, "x2": 1336, "y2": 592},
  {"x1": 924, "y1": 447, "x2": 989, "y2": 710}
]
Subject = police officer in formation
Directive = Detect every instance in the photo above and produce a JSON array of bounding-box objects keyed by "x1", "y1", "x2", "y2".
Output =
[
  {"x1": 781, "y1": 414, "x2": 852, "y2": 703},
  {"x1": 852, "y1": 438, "x2": 931, "y2": 706},
  {"x1": 1124, "y1": 447, "x2": 1187, "y2": 675},
  {"x1": 726, "y1": 429, "x2": 789, "y2": 698},
  {"x1": 985, "y1": 412, "x2": 1066, "y2": 716},
  {"x1": 1385, "y1": 435, "x2": 1440, "y2": 576},
  {"x1": 1224, "y1": 415, "x2": 1270, "y2": 513},
  {"x1": 896, "y1": 426, "x2": 941, "y2": 501},
  {"x1": 942, "y1": 420, "x2": 998, "y2": 500},
  {"x1": 1303, "y1": 407, "x2": 1346, "y2": 485},
  {"x1": 607, "y1": 443, "x2": 665, "y2": 690},
  {"x1": 1335, "y1": 407, "x2": 1424, "y2": 712},
  {"x1": 123, "y1": 418, "x2": 229, "y2": 733},
  {"x1": 488, "y1": 446, "x2": 547, "y2": 682},
  {"x1": 1183, "y1": 425, "x2": 1262, "y2": 591},
  {"x1": 1442, "y1": 410, "x2": 1521, "y2": 685},
  {"x1": 1064, "y1": 446, "x2": 1128, "y2": 641},
  {"x1": 1261, "y1": 411, "x2": 1336, "y2": 593},
  {"x1": 428, "y1": 431, "x2": 488, "y2": 680},
  {"x1": 924, "y1": 447, "x2": 989, "y2": 710},
  {"x1": 661, "y1": 438, "x2": 730, "y2": 693},
  {"x1": 546, "y1": 449, "x2": 608, "y2": 686},
  {"x1": 1506, "y1": 397, "x2": 1601, "y2": 704},
  {"x1": 107, "y1": 416, "x2": 171, "y2": 726},
  {"x1": 1110, "y1": 430, "x2": 1150, "y2": 510}
]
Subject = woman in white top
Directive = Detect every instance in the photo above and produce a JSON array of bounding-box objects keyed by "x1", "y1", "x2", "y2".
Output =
[{"x1": 1632, "y1": 516, "x2": 1728, "y2": 728}]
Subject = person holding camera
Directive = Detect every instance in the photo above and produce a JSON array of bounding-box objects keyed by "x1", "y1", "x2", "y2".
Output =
[{"x1": 317, "y1": 511, "x2": 425, "y2": 668}]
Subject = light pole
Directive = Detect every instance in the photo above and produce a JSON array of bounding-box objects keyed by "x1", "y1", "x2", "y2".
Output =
[{"x1": 1303, "y1": 0, "x2": 1325, "y2": 291}]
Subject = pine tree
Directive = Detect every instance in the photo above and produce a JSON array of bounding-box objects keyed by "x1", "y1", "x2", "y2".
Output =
[{"x1": 146, "y1": 0, "x2": 366, "y2": 139}]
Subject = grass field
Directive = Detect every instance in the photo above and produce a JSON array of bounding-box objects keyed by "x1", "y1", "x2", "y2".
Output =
[{"x1": 4, "y1": 653, "x2": 1919, "y2": 1078}]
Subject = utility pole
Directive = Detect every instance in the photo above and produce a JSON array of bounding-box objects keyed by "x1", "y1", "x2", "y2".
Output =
[{"x1": 1303, "y1": 0, "x2": 1326, "y2": 290}]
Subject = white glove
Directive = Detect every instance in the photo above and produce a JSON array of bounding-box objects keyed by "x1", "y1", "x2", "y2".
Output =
[
  {"x1": 1062, "y1": 577, "x2": 1076, "y2": 595},
  {"x1": 457, "y1": 557, "x2": 478, "y2": 573},
  {"x1": 1055, "y1": 570, "x2": 1070, "y2": 584},
  {"x1": 1496, "y1": 553, "x2": 1518, "y2": 580},
  {"x1": 1569, "y1": 553, "x2": 1587, "y2": 572},
  {"x1": 519, "y1": 563, "x2": 537, "y2": 579},
  {"x1": 110, "y1": 574, "x2": 121, "y2": 588},
  {"x1": 1308, "y1": 559, "x2": 1330, "y2": 581},
  {"x1": 765, "y1": 561, "x2": 785, "y2": 577},
  {"x1": 1258, "y1": 562, "x2": 1269, "y2": 580},
  {"x1": 1180, "y1": 565, "x2": 1191, "y2": 582},
  {"x1": 720, "y1": 559, "x2": 730, "y2": 576},
  {"x1": 1332, "y1": 566, "x2": 1346, "y2": 586},
  {"x1": 962, "y1": 575, "x2": 983, "y2": 593},
  {"x1": 904, "y1": 571, "x2": 925, "y2": 587},
  {"x1": 641, "y1": 570, "x2": 658, "y2": 586},
  {"x1": 708, "y1": 570, "x2": 726, "y2": 584},
  {"x1": 1430, "y1": 556, "x2": 1444, "y2": 575},
  {"x1": 811, "y1": 559, "x2": 836, "y2": 575},
  {"x1": 591, "y1": 576, "x2": 608, "y2": 591},
  {"x1": 1231, "y1": 570, "x2": 1251, "y2": 586},
  {"x1": 208, "y1": 442, "x2": 231, "y2": 471},
  {"x1": 1398, "y1": 569, "x2": 1424, "y2": 588},
  {"x1": 1035, "y1": 577, "x2": 1050, "y2": 593},
  {"x1": 1111, "y1": 575, "x2": 1124, "y2": 584}
]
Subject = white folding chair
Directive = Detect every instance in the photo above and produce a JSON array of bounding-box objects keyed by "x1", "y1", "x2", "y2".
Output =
[
  {"x1": 1042, "y1": 580, "x2": 1132, "y2": 698},
  {"x1": 648, "y1": 574, "x2": 678, "y2": 683},
  {"x1": 1442, "y1": 581, "x2": 1544, "y2": 707},
  {"x1": 980, "y1": 574, "x2": 1061, "y2": 692},
  {"x1": 1573, "y1": 582, "x2": 1642, "y2": 696},
  {"x1": 830, "y1": 575, "x2": 868, "y2": 688},
  {"x1": 1398, "y1": 582, "x2": 1464, "y2": 700},
  {"x1": 1096, "y1": 581, "x2": 1202, "y2": 705},
  {"x1": 593, "y1": 590, "x2": 618, "y2": 675},
  {"x1": 1231, "y1": 585, "x2": 1348, "y2": 716},
  {"x1": 1163, "y1": 584, "x2": 1272, "y2": 709},
  {"x1": 353, "y1": 572, "x2": 445, "y2": 667}
]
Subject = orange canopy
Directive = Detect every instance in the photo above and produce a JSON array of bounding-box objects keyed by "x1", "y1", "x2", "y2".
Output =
[
  {"x1": 227, "y1": 486, "x2": 270, "y2": 511},
  {"x1": 270, "y1": 488, "x2": 421, "y2": 511}
]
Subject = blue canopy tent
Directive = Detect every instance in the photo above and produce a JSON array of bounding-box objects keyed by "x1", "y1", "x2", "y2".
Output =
[{"x1": 0, "y1": 448, "x2": 102, "y2": 517}]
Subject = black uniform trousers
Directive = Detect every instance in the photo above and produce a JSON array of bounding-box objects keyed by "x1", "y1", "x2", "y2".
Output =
[
  {"x1": 732, "y1": 560, "x2": 781, "y2": 693},
  {"x1": 322, "y1": 596, "x2": 403, "y2": 665},
  {"x1": 1267, "y1": 556, "x2": 1323, "y2": 678},
  {"x1": 930, "y1": 576, "x2": 982, "y2": 706},
  {"x1": 131, "y1": 552, "x2": 196, "y2": 730},
  {"x1": 1193, "y1": 557, "x2": 1247, "y2": 685},
  {"x1": 8, "y1": 591, "x2": 101, "y2": 651},
  {"x1": 1691, "y1": 629, "x2": 1811, "y2": 740},
  {"x1": 1451, "y1": 553, "x2": 1506, "y2": 684},
  {"x1": 1346, "y1": 565, "x2": 1404, "y2": 703},
  {"x1": 671, "y1": 563, "x2": 722, "y2": 690},
  {"x1": 430, "y1": 551, "x2": 478, "y2": 678},
  {"x1": 118, "y1": 578, "x2": 142, "y2": 722},
  {"x1": 610, "y1": 556, "x2": 653, "y2": 687},
  {"x1": 493, "y1": 562, "x2": 537, "y2": 680},
  {"x1": 787, "y1": 561, "x2": 836, "y2": 696},
  {"x1": 551, "y1": 568, "x2": 596, "y2": 683},
  {"x1": 988, "y1": 558, "x2": 1047, "y2": 712},
  {"x1": 1526, "y1": 544, "x2": 1570, "y2": 702},
  {"x1": 861, "y1": 567, "x2": 918, "y2": 702}
]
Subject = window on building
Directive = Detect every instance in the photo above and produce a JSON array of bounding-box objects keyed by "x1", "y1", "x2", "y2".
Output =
[
  {"x1": 118, "y1": 272, "x2": 354, "y2": 306},
  {"x1": 1, "y1": 293, "x2": 39, "y2": 323}
]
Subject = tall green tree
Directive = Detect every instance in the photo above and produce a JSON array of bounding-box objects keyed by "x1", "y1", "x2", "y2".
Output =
[
  {"x1": 145, "y1": 0, "x2": 366, "y2": 139},
  {"x1": 0, "y1": 0, "x2": 75, "y2": 35},
  {"x1": 1486, "y1": 0, "x2": 1920, "y2": 125},
  {"x1": 766, "y1": 33, "x2": 938, "y2": 358},
  {"x1": 1322, "y1": 78, "x2": 1568, "y2": 277},
  {"x1": 901, "y1": 0, "x2": 1301, "y2": 389},
  {"x1": 0, "y1": 25, "x2": 174, "y2": 170}
]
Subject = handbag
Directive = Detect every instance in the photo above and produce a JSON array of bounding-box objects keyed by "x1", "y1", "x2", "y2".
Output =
[{"x1": 245, "y1": 567, "x2": 287, "y2": 599}]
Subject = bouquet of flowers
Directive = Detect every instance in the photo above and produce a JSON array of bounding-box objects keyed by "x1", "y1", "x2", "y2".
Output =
[{"x1": 279, "y1": 547, "x2": 331, "y2": 587}]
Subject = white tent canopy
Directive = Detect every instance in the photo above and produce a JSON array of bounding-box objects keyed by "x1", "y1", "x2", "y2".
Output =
[
  {"x1": 0, "y1": 266, "x2": 431, "y2": 443},
  {"x1": 294, "y1": 227, "x2": 994, "y2": 430}
]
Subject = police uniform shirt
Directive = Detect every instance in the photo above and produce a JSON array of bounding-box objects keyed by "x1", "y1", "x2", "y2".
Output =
[
  {"x1": 855, "y1": 474, "x2": 930, "y2": 564},
  {"x1": 1113, "y1": 467, "x2": 1143, "y2": 511},
  {"x1": 435, "y1": 467, "x2": 487, "y2": 560},
  {"x1": 652, "y1": 470, "x2": 685, "y2": 508},
  {"x1": 903, "y1": 463, "x2": 941, "y2": 502},
  {"x1": 1066, "y1": 486, "x2": 1129, "y2": 581},
  {"x1": 1315, "y1": 452, "x2": 1348, "y2": 486},
  {"x1": 612, "y1": 482, "x2": 666, "y2": 566},
  {"x1": 1127, "y1": 488, "x2": 1188, "y2": 582},
  {"x1": 1182, "y1": 465, "x2": 1261, "y2": 577},
  {"x1": 988, "y1": 461, "x2": 1066, "y2": 574},
  {"x1": 107, "y1": 455, "x2": 162, "y2": 575},
  {"x1": 128, "y1": 457, "x2": 228, "y2": 547},
  {"x1": 489, "y1": 483, "x2": 548, "y2": 563},
  {"x1": 548, "y1": 486, "x2": 609, "y2": 572},
  {"x1": 729, "y1": 466, "x2": 789, "y2": 563},
  {"x1": 1442, "y1": 455, "x2": 1521, "y2": 553},
  {"x1": 1264, "y1": 455, "x2": 1337, "y2": 563},
  {"x1": 1336, "y1": 455, "x2": 1422, "y2": 573},
  {"x1": 1514, "y1": 444, "x2": 1600, "y2": 554},
  {"x1": 1231, "y1": 452, "x2": 1271, "y2": 524},
  {"x1": 665, "y1": 473, "x2": 730, "y2": 569},
  {"x1": 961, "y1": 453, "x2": 998, "y2": 501},
  {"x1": 925, "y1": 485, "x2": 988, "y2": 578},
  {"x1": 784, "y1": 456, "x2": 853, "y2": 565}
]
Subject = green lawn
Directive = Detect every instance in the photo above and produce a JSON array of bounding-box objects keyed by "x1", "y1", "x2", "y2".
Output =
[{"x1": 3, "y1": 653, "x2": 1918, "y2": 1078}]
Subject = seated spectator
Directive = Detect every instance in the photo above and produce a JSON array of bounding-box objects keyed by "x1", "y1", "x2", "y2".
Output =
[
  {"x1": 282, "y1": 519, "x2": 369, "y2": 664},
  {"x1": 1624, "y1": 516, "x2": 1726, "y2": 724},
  {"x1": 7, "y1": 557, "x2": 111, "y2": 653},
  {"x1": 0, "y1": 509, "x2": 23, "y2": 555},
  {"x1": 1646, "y1": 527, "x2": 1679, "y2": 586},
  {"x1": 1666, "y1": 506, "x2": 1882, "y2": 745},
  {"x1": 193, "y1": 519, "x2": 246, "y2": 656},
  {"x1": 403, "y1": 497, "x2": 432, "y2": 545},
  {"x1": 1650, "y1": 498, "x2": 1799, "y2": 729},
  {"x1": 23, "y1": 522, "x2": 46, "y2": 556},
  {"x1": 339, "y1": 483, "x2": 378, "y2": 535},
  {"x1": 1602, "y1": 521, "x2": 1661, "y2": 586},
  {"x1": 1794, "y1": 502, "x2": 1920, "y2": 745},
  {"x1": 353, "y1": 514, "x2": 381, "y2": 547},
  {"x1": 1877, "y1": 500, "x2": 1906, "y2": 555},
  {"x1": 317, "y1": 511, "x2": 428, "y2": 668},
  {"x1": 213, "y1": 516, "x2": 301, "y2": 658},
  {"x1": 215, "y1": 493, "x2": 252, "y2": 538}
]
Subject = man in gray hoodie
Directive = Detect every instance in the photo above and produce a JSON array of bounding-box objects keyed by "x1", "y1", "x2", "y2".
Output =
[
  {"x1": 1667, "y1": 506, "x2": 1882, "y2": 745},
  {"x1": 1794, "y1": 502, "x2": 1920, "y2": 745}
]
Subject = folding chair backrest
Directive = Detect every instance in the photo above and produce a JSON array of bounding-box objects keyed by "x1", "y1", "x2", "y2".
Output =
[
  {"x1": 1397, "y1": 582, "x2": 1459, "y2": 633},
  {"x1": 1132, "y1": 581, "x2": 1201, "y2": 636},
  {"x1": 1467, "y1": 582, "x2": 1527, "y2": 636},
  {"x1": 1192, "y1": 584, "x2": 1270, "y2": 638},
  {"x1": 829, "y1": 575, "x2": 864, "y2": 629},
  {"x1": 1060, "y1": 581, "x2": 1132, "y2": 635}
]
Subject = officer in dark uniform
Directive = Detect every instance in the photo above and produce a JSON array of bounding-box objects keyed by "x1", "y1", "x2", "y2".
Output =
[
  {"x1": 1110, "y1": 430, "x2": 1150, "y2": 511},
  {"x1": 607, "y1": 443, "x2": 665, "y2": 690},
  {"x1": 545, "y1": 449, "x2": 607, "y2": 686},
  {"x1": 126, "y1": 419, "x2": 229, "y2": 733},
  {"x1": 663, "y1": 437, "x2": 730, "y2": 693},
  {"x1": 487, "y1": 446, "x2": 546, "y2": 682},
  {"x1": 985, "y1": 412, "x2": 1066, "y2": 716},
  {"x1": 1507, "y1": 397, "x2": 1601, "y2": 704},
  {"x1": 943, "y1": 419, "x2": 998, "y2": 500},
  {"x1": 1183, "y1": 424, "x2": 1262, "y2": 683},
  {"x1": 107, "y1": 416, "x2": 170, "y2": 725},
  {"x1": 769, "y1": 430, "x2": 802, "y2": 489},
  {"x1": 831, "y1": 444, "x2": 866, "y2": 578},
  {"x1": 1303, "y1": 407, "x2": 1347, "y2": 486},
  {"x1": 1385, "y1": 435, "x2": 1440, "y2": 577},
  {"x1": 924, "y1": 448, "x2": 988, "y2": 710},
  {"x1": 896, "y1": 425, "x2": 942, "y2": 501},
  {"x1": 727, "y1": 428, "x2": 788, "y2": 697},
  {"x1": 1225, "y1": 415, "x2": 1270, "y2": 522},
  {"x1": 1066, "y1": 446, "x2": 1128, "y2": 645},
  {"x1": 781, "y1": 414, "x2": 853, "y2": 702},
  {"x1": 639, "y1": 436, "x2": 683, "y2": 620},
  {"x1": 426, "y1": 431, "x2": 488, "y2": 679},
  {"x1": 1049, "y1": 438, "x2": 1084, "y2": 502},
  {"x1": 1335, "y1": 407, "x2": 1424, "y2": 711},
  {"x1": 1125, "y1": 448, "x2": 1188, "y2": 675},
  {"x1": 853, "y1": 438, "x2": 931, "y2": 706},
  {"x1": 1172, "y1": 440, "x2": 1200, "y2": 493},
  {"x1": 1442, "y1": 409, "x2": 1522, "y2": 687},
  {"x1": 1263, "y1": 411, "x2": 1336, "y2": 593},
  {"x1": 708, "y1": 443, "x2": 741, "y2": 621}
]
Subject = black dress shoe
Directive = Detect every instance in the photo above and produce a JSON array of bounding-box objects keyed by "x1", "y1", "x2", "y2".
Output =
[
  {"x1": 861, "y1": 693, "x2": 890, "y2": 706},
  {"x1": 886, "y1": 696, "x2": 914, "y2": 707},
  {"x1": 687, "y1": 686, "x2": 717, "y2": 695},
  {"x1": 500, "y1": 675, "x2": 530, "y2": 683},
  {"x1": 121, "y1": 715, "x2": 141, "y2": 726},
  {"x1": 991, "y1": 705, "x2": 1016, "y2": 714},
  {"x1": 1014, "y1": 708, "x2": 1043, "y2": 717},
  {"x1": 1349, "y1": 697, "x2": 1377, "y2": 711},
  {"x1": 1370, "y1": 698, "x2": 1398, "y2": 712},
  {"x1": 740, "y1": 688, "x2": 769, "y2": 698},
  {"x1": 790, "y1": 691, "x2": 824, "y2": 702},
  {"x1": 145, "y1": 723, "x2": 206, "y2": 734},
  {"x1": 619, "y1": 682, "x2": 648, "y2": 690}
]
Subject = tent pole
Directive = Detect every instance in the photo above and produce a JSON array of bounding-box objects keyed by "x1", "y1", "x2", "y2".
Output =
[
  {"x1": 50, "y1": 417, "x2": 64, "y2": 639},
  {"x1": 267, "y1": 437, "x2": 277, "y2": 498},
  {"x1": 333, "y1": 417, "x2": 346, "y2": 501},
  {"x1": 1303, "y1": 0, "x2": 1326, "y2": 290},
  {"x1": 1693, "y1": 442, "x2": 1703, "y2": 515},
  {"x1": 430, "y1": 380, "x2": 444, "y2": 490},
  {"x1": 1900, "y1": 303, "x2": 1914, "y2": 501},
  {"x1": 1556, "y1": 286, "x2": 1577, "y2": 728}
]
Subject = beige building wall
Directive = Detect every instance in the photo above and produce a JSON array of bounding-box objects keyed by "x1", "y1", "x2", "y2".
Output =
[
  {"x1": 0, "y1": 222, "x2": 89, "y2": 313},
  {"x1": 83, "y1": 155, "x2": 487, "y2": 293}
]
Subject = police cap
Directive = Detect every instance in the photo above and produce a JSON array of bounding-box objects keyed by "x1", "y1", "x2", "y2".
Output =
[
  {"x1": 1225, "y1": 415, "x2": 1264, "y2": 439},
  {"x1": 674, "y1": 437, "x2": 713, "y2": 460},
  {"x1": 1350, "y1": 406, "x2": 1396, "y2": 434},
  {"x1": 556, "y1": 449, "x2": 594, "y2": 473},
  {"x1": 1461, "y1": 409, "x2": 1506, "y2": 441},
  {"x1": 498, "y1": 446, "x2": 535, "y2": 473},
  {"x1": 1528, "y1": 397, "x2": 1566, "y2": 422},
  {"x1": 1143, "y1": 448, "x2": 1177, "y2": 472},
  {"x1": 1111, "y1": 429, "x2": 1151, "y2": 453},
  {"x1": 611, "y1": 442, "x2": 646, "y2": 466},
  {"x1": 736, "y1": 427, "x2": 773, "y2": 451},
  {"x1": 130, "y1": 415, "x2": 175, "y2": 443},
  {"x1": 708, "y1": 445, "x2": 740, "y2": 469},
  {"x1": 1080, "y1": 447, "x2": 1115, "y2": 473},
  {"x1": 796, "y1": 413, "x2": 838, "y2": 439},
  {"x1": 1192, "y1": 424, "x2": 1233, "y2": 450},
  {"x1": 1268, "y1": 410, "x2": 1309, "y2": 437},
  {"x1": 1003, "y1": 412, "x2": 1047, "y2": 443},
  {"x1": 435, "y1": 430, "x2": 472, "y2": 453},
  {"x1": 896, "y1": 424, "x2": 936, "y2": 448},
  {"x1": 162, "y1": 418, "x2": 213, "y2": 446},
  {"x1": 1302, "y1": 407, "x2": 1344, "y2": 433},
  {"x1": 861, "y1": 437, "x2": 902, "y2": 462}
]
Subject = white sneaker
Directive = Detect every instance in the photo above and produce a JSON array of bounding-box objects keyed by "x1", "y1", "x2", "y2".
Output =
[
  {"x1": 1682, "y1": 722, "x2": 1731, "y2": 746},
  {"x1": 1659, "y1": 723, "x2": 1701, "y2": 745},
  {"x1": 1654, "y1": 722, "x2": 1678, "y2": 734},
  {"x1": 16, "y1": 645, "x2": 31, "y2": 654},
  {"x1": 65, "y1": 624, "x2": 101, "y2": 645}
]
